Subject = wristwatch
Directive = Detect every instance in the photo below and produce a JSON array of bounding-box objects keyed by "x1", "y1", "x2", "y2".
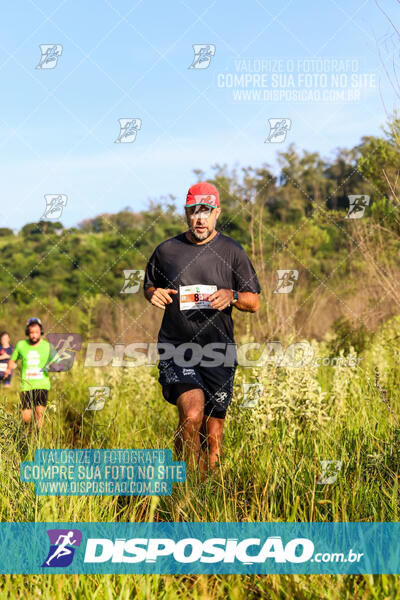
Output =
[{"x1": 231, "y1": 290, "x2": 239, "y2": 305}]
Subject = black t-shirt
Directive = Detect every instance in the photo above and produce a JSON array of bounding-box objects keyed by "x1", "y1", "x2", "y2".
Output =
[{"x1": 144, "y1": 231, "x2": 261, "y2": 346}]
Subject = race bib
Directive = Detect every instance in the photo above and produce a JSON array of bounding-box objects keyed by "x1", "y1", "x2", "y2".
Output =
[
  {"x1": 0, "y1": 363, "x2": 6, "y2": 372},
  {"x1": 179, "y1": 284, "x2": 217, "y2": 311},
  {"x1": 25, "y1": 368, "x2": 43, "y2": 380}
]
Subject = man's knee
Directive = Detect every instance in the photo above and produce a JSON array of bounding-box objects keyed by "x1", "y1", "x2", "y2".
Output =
[
  {"x1": 177, "y1": 388, "x2": 204, "y2": 429},
  {"x1": 21, "y1": 410, "x2": 32, "y2": 423},
  {"x1": 181, "y1": 407, "x2": 204, "y2": 430}
]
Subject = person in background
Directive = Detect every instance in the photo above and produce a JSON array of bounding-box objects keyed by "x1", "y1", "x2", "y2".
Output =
[
  {"x1": 4, "y1": 318, "x2": 59, "y2": 428},
  {"x1": 0, "y1": 332, "x2": 13, "y2": 388}
]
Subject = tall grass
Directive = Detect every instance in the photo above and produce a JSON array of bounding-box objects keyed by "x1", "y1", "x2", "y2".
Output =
[{"x1": 1, "y1": 318, "x2": 400, "y2": 598}]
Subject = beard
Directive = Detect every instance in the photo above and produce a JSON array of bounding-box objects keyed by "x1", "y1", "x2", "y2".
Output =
[{"x1": 187, "y1": 222, "x2": 213, "y2": 242}]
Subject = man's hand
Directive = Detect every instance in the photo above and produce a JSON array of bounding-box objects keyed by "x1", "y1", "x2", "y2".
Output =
[
  {"x1": 146, "y1": 287, "x2": 178, "y2": 310},
  {"x1": 209, "y1": 289, "x2": 234, "y2": 311},
  {"x1": 209, "y1": 289, "x2": 260, "y2": 312}
]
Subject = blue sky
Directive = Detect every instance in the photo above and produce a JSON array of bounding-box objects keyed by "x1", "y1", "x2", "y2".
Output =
[{"x1": 0, "y1": 0, "x2": 398, "y2": 229}]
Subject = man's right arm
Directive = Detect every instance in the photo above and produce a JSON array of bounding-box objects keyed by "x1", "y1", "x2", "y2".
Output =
[
  {"x1": 144, "y1": 286, "x2": 178, "y2": 310},
  {"x1": 144, "y1": 286, "x2": 156, "y2": 302},
  {"x1": 144, "y1": 248, "x2": 178, "y2": 309}
]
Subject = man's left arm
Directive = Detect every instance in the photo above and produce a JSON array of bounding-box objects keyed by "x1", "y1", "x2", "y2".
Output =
[
  {"x1": 233, "y1": 291, "x2": 259, "y2": 312},
  {"x1": 45, "y1": 343, "x2": 62, "y2": 371},
  {"x1": 209, "y1": 289, "x2": 259, "y2": 312},
  {"x1": 209, "y1": 245, "x2": 261, "y2": 312}
]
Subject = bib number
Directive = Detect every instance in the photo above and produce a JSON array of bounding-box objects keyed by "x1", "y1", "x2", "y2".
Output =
[{"x1": 179, "y1": 284, "x2": 217, "y2": 311}]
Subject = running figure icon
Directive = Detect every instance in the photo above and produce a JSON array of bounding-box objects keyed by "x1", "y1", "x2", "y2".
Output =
[{"x1": 45, "y1": 531, "x2": 77, "y2": 566}]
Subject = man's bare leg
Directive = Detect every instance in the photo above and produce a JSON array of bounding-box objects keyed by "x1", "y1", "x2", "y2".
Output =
[
  {"x1": 175, "y1": 387, "x2": 205, "y2": 471},
  {"x1": 35, "y1": 405, "x2": 46, "y2": 429},
  {"x1": 21, "y1": 409, "x2": 33, "y2": 425},
  {"x1": 201, "y1": 415, "x2": 225, "y2": 471}
]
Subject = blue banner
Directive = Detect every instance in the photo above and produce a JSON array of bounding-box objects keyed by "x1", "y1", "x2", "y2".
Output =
[{"x1": 0, "y1": 522, "x2": 398, "y2": 574}]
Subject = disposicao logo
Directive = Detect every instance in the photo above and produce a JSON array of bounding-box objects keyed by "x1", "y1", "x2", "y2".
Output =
[
  {"x1": 83, "y1": 536, "x2": 314, "y2": 564},
  {"x1": 42, "y1": 529, "x2": 82, "y2": 567},
  {"x1": 38, "y1": 533, "x2": 364, "y2": 569}
]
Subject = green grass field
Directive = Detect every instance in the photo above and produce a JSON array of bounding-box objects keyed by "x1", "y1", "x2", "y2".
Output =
[{"x1": 1, "y1": 318, "x2": 400, "y2": 598}]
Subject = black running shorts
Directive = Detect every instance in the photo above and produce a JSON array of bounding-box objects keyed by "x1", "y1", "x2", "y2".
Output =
[
  {"x1": 158, "y1": 357, "x2": 236, "y2": 419},
  {"x1": 20, "y1": 389, "x2": 48, "y2": 409}
]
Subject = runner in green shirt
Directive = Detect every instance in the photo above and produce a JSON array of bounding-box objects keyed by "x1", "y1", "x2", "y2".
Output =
[{"x1": 5, "y1": 317, "x2": 58, "y2": 428}]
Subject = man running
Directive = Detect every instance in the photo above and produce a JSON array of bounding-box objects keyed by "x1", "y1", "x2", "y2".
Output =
[
  {"x1": 144, "y1": 182, "x2": 261, "y2": 472},
  {"x1": 4, "y1": 317, "x2": 58, "y2": 428}
]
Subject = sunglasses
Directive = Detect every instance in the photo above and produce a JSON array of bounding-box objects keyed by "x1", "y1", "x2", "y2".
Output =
[{"x1": 186, "y1": 205, "x2": 215, "y2": 218}]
